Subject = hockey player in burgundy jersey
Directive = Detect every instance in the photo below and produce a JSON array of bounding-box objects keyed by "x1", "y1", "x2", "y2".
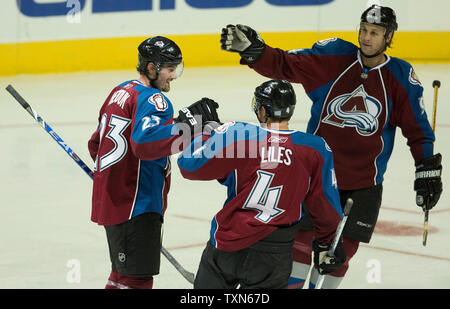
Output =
[
  {"x1": 220, "y1": 5, "x2": 443, "y2": 288},
  {"x1": 178, "y1": 80, "x2": 345, "y2": 289},
  {"x1": 88, "y1": 36, "x2": 220, "y2": 289}
]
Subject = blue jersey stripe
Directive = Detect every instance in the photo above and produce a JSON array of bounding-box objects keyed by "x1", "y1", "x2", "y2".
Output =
[
  {"x1": 288, "y1": 38, "x2": 357, "y2": 57},
  {"x1": 375, "y1": 95, "x2": 395, "y2": 185},
  {"x1": 210, "y1": 216, "x2": 218, "y2": 247},
  {"x1": 131, "y1": 158, "x2": 166, "y2": 218},
  {"x1": 386, "y1": 58, "x2": 435, "y2": 157},
  {"x1": 291, "y1": 133, "x2": 342, "y2": 217},
  {"x1": 178, "y1": 122, "x2": 268, "y2": 172},
  {"x1": 220, "y1": 170, "x2": 238, "y2": 208},
  {"x1": 306, "y1": 80, "x2": 334, "y2": 134}
]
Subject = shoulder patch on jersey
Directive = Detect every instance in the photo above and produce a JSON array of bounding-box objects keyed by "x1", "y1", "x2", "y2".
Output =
[
  {"x1": 148, "y1": 93, "x2": 168, "y2": 111},
  {"x1": 408, "y1": 68, "x2": 422, "y2": 86},
  {"x1": 214, "y1": 121, "x2": 236, "y2": 134},
  {"x1": 316, "y1": 37, "x2": 338, "y2": 46}
]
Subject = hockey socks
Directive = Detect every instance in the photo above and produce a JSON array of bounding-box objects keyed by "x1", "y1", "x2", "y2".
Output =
[
  {"x1": 289, "y1": 230, "x2": 314, "y2": 289},
  {"x1": 289, "y1": 231, "x2": 360, "y2": 289},
  {"x1": 105, "y1": 270, "x2": 154, "y2": 289}
]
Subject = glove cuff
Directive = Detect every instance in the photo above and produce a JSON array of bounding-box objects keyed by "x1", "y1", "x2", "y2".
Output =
[
  {"x1": 416, "y1": 153, "x2": 442, "y2": 169},
  {"x1": 239, "y1": 45, "x2": 265, "y2": 63},
  {"x1": 415, "y1": 169, "x2": 441, "y2": 180},
  {"x1": 312, "y1": 239, "x2": 329, "y2": 252},
  {"x1": 415, "y1": 153, "x2": 442, "y2": 180}
]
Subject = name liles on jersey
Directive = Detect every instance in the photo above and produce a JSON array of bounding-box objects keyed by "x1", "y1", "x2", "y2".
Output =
[{"x1": 261, "y1": 146, "x2": 292, "y2": 167}]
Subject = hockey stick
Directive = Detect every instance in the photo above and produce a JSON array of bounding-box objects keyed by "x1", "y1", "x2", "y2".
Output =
[
  {"x1": 315, "y1": 198, "x2": 353, "y2": 289},
  {"x1": 5, "y1": 84, "x2": 195, "y2": 284},
  {"x1": 161, "y1": 247, "x2": 195, "y2": 284},
  {"x1": 422, "y1": 80, "x2": 441, "y2": 247},
  {"x1": 5, "y1": 85, "x2": 94, "y2": 179}
]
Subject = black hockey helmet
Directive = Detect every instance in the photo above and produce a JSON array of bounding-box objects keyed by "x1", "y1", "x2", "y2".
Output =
[
  {"x1": 361, "y1": 5, "x2": 398, "y2": 39},
  {"x1": 137, "y1": 36, "x2": 183, "y2": 77},
  {"x1": 252, "y1": 80, "x2": 296, "y2": 120}
]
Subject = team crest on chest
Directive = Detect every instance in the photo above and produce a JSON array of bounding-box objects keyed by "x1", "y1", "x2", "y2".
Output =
[
  {"x1": 148, "y1": 93, "x2": 168, "y2": 111},
  {"x1": 322, "y1": 85, "x2": 382, "y2": 136}
]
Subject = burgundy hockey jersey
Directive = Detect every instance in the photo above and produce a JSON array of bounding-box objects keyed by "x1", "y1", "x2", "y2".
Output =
[
  {"x1": 244, "y1": 38, "x2": 435, "y2": 190},
  {"x1": 177, "y1": 122, "x2": 342, "y2": 252},
  {"x1": 88, "y1": 80, "x2": 184, "y2": 226}
]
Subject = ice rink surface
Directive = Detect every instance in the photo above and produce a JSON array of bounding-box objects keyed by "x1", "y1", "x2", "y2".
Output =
[{"x1": 0, "y1": 64, "x2": 449, "y2": 289}]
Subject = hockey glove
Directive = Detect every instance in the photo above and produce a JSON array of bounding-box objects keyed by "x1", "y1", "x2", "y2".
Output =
[
  {"x1": 414, "y1": 153, "x2": 442, "y2": 210},
  {"x1": 187, "y1": 97, "x2": 221, "y2": 124},
  {"x1": 312, "y1": 238, "x2": 346, "y2": 275},
  {"x1": 220, "y1": 24, "x2": 265, "y2": 63},
  {"x1": 174, "y1": 98, "x2": 221, "y2": 136}
]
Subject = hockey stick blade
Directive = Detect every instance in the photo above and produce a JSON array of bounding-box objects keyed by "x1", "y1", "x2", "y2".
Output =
[
  {"x1": 5, "y1": 85, "x2": 195, "y2": 284},
  {"x1": 315, "y1": 198, "x2": 353, "y2": 289}
]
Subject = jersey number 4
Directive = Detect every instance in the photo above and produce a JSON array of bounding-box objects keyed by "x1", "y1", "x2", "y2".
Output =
[
  {"x1": 243, "y1": 170, "x2": 285, "y2": 223},
  {"x1": 94, "y1": 114, "x2": 131, "y2": 172}
]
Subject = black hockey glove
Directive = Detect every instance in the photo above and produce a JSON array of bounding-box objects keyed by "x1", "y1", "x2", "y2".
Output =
[
  {"x1": 187, "y1": 97, "x2": 221, "y2": 124},
  {"x1": 174, "y1": 98, "x2": 221, "y2": 136},
  {"x1": 414, "y1": 153, "x2": 442, "y2": 210},
  {"x1": 312, "y1": 238, "x2": 346, "y2": 275},
  {"x1": 220, "y1": 24, "x2": 265, "y2": 63},
  {"x1": 174, "y1": 106, "x2": 201, "y2": 136}
]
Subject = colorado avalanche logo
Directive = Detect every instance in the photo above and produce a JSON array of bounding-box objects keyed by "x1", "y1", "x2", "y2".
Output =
[
  {"x1": 323, "y1": 85, "x2": 382, "y2": 136},
  {"x1": 409, "y1": 68, "x2": 422, "y2": 86},
  {"x1": 316, "y1": 37, "x2": 338, "y2": 46}
]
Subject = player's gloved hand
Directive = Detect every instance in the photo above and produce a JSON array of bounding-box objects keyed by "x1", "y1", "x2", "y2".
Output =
[
  {"x1": 186, "y1": 97, "x2": 221, "y2": 124},
  {"x1": 174, "y1": 98, "x2": 221, "y2": 135},
  {"x1": 414, "y1": 153, "x2": 442, "y2": 210},
  {"x1": 312, "y1": 238, "x2": 346, "y2": 275},
  {"x1": 174, "y1": 106, "x2": 201, "y2": 136},
  {"x1": 220, "y1": 24, "x2": 265, "y2": 63}
]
